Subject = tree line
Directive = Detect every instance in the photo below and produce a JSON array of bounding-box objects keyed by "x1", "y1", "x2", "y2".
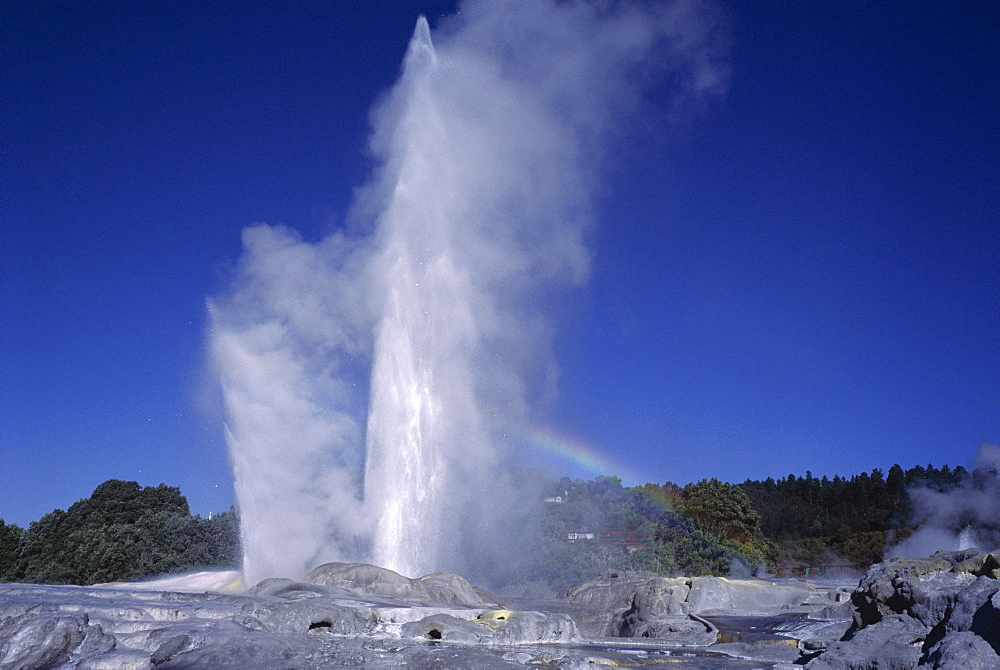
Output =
[
  {"x1": 0, "y1": 479, "x2": 239, "y2": 585},
  {"x1": 520, "y1": 463, "x2": 974, "y2": 585},
  {"x1": 0, "y1": 462, "x2": 971, "y2": 588},
  {"x1": 737, "y1": 463, "x2": 967, "y2": 567}
]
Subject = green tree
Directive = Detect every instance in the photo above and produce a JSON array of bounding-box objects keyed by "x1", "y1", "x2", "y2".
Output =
[
  {"x1": 15, "y1": 480, "x2": 240, "y2": 585},
  {"x1": 0, "y1": 520, "x2": 24, "y2": 582},
  {"x1": 673, "y1": 478, "x2": 775, "y2": 566}
]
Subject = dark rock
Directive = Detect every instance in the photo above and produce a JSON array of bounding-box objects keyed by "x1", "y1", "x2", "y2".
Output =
[
  {"x1": 926, "y1": 631, "x2": 1000, "y2": 669},
  {"x1": 813, "y1": 600, "x2": 855, "y2": 621},
  {"x1": 807, "y1": 550, "x2": 1000, "y2": 668},
  {"x1": 636, "y1": 615, "x2": 718, "y2": 645},
  {"x1": 807, "y1": 614, "x2": 925, "y2": 670},
  {"x1": 935, "y1": 576, "x2": 1000, "y2": 648},
  {"x1": 151, "y1": 633, "x2": 202, "y2": 666},
  {"x1": 851, "y1": 554, "x2": 953, "y2": 629}
]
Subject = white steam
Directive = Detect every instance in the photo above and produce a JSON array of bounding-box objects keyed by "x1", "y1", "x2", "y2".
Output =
[
  {"x1": 208, "y1": 0, "x2": 728, "y2": 585},
  {"x1": 888, "y1": 442, "x2": 1000, "y2": 559}
]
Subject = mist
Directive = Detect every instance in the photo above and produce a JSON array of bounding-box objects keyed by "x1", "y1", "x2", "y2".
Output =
[
  {"x1": 888, "y1": 442, "x2": 1000, "y2": 559},
  {"x1": 208, "y1": 0, "x2": 728, "y2": 586}
]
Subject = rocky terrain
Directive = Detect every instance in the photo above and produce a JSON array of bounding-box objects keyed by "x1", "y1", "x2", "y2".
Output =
[
  {"x1": 806, "y1": 548, "x2": 1000, "y2": 669},
  {"x1": 1, "y1": 551, "x2": 998, "y2": 668}
]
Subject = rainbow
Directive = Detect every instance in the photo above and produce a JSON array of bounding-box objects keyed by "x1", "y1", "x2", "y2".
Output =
[{"x1": 503, "y1": 423, "x2": 640, "y2": 483}]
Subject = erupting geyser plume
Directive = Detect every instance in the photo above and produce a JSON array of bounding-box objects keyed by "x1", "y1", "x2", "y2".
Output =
[{"x1": 208, "y1": 0, "x2": 728, "y2": 585}]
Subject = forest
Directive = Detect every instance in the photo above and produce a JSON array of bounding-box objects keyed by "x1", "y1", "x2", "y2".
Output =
[
  {"x1": 0, "y1": 463, "x2": 973, "y2": 588},
  {"x1": 0, "y1": 479, "x2": 238, "y2": 585},
  {"x1": 739, "y1": 463, "x2": 967, "y2": 568}
]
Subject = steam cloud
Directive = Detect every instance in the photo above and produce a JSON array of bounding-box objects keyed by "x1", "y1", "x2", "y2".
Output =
[
  {"x1": 208, "y1": 0, "x2": 728, "y2": 585},
  {"x1": 888, "y1": 442, "x2": 1000, "y2": 559}
]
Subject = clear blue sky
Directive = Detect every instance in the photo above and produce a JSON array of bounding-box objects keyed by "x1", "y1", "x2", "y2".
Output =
[{"x1": 2, "y1": 1, "x2": 997, "y2": 527}]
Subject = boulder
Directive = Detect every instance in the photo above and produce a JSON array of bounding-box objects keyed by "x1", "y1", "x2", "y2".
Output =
[
  {"x1": 926, "y1": 631, "x2": 1000, "y2": 669},
  {"x1": 150, "y1": 632, "x2": 205, "y2": 666},
  {"x1": 686, "y1": 577, "x2": 816, "y2": 614},
  {"x1": 850, "y1": 549, "x2": 996, "y2": 629},
  {"x1": 0, "y1": 612, "x2": 115, "y2": 670},
  {"x1": 234, "y1": 598, "x2": 375, "y2": 636},
  {"x1": 806, "y1": 550, "x2": 1000, "y2": 668},
  {"x1": 559, "y1": 571, "x2": 665, "y2": 618},
  {"x1": 807, "y1": 613, "x2": 924, "y2": 670},
  {"x1": 304, "y1": 562, "x2": 498, "y2": 607},
  {"x1": 400, "y1": 613, "x2": 491, "y2": 644},
  {"x1": 488, "y1": 610, "x2": 580, "y2": 645},
  {"x1": 634, "y1": 615, "x2": 718, "y2": 645},
  {"x1": 561, "y1": 571, "x2": 833, "y2": 639}
]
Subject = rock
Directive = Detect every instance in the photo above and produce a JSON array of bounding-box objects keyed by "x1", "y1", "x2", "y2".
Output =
[
  {"x1": 934, "y1": 575, "x2": 1000, "y2": 646},
  {"x1": 559, "y1": 571, "x2": 664, "y2": 617},
  {"x1": 850, "y1": 549, "x2": 996, "y2": 629},
  {"x1": 473, "y1": 585, "x2": 509, "y2": 608},
  {"x1": 812, "y1": 600, "x2": 855, "y2": 621},
  {"x1": 807, "y1": 613, "x2": 925, "y2": 670},
  {"x1": 563, "y1": 572, "x2": 687, "y2": 636},
  {"x1": 561, "y1": 571, "x2": 836, "y2": 640},
  {"x1": 634, "y1": 615, "x2": 718, "y2": 645},
  {"x1": 951, "y1": 552, "x2": 1000, "y2": 578},
  {"x1": 797, "y1": 619, "x2": 853, "y2": 652},
  {"x1": 806, "y1": 550, "x2": 1000, "y2": 668},
  {"x1": 304, "y1": 562, "x2": 495, "y2": 607},
  {"x1": 73, "y1": 621, "x2": 117, "y2": 660},
  {"x1": 488, "y1": 610, "x2": 580, "y2": 645},
  {"x1": 926, "y1": 631, "x2": 1000, "y2": 669},
  {"x1": 400, "y1": 613, "x2": 491, "y2": 643},
  {"x1": 151, "y1": 632, "x2": 203, "y2": 665},
  {"x1": 234, "y1": 598, "x2": 375, "y2": 635},
  {"x1": 246, "y1": 577, "x2": 339, "y2": 599},
  {"x1": 0, "y1": 580, "x2": 647, "y2": 668},
  {"x1": 416, "y1": 571, "x2": 501, "y2": 607},
  {"x1": 686, "y1": 577, "x2": 816, "y2": 614},
  {"x1": 710, "y1": 639, "x2": 804, "y2": 664},
  {"x1": 398, "y1": 608, "x2": 580, "y2": 646},
  {"x1": 0, "y1": 614, "x2": 88, "y2": 670},
  {"x1": 627, "y1": 575, "x2": 691, "y2": 619}
]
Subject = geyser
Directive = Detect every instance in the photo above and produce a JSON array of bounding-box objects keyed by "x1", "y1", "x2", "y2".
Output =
[{"x1": 209, "y1": 1, "x2": 728, "y2": 585}]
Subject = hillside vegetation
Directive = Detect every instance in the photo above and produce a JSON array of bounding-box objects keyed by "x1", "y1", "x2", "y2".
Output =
[
  {"x1": 0, "y1": 463, "x2": 969, "y2": 587},
  {"x1": 0, "y1": 480, "x2": 238, "y2": 585},
  {"x1": 739, "y1": 464, "x2": 966, "y2": 568}
]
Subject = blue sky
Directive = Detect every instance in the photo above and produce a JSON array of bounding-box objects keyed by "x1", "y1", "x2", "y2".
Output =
[{"x1": 2, "y1": 0, "x2": 997, "y2": 527}]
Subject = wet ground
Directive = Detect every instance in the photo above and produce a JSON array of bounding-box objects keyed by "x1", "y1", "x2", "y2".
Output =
[{"x1": 0, "y1": 580, "x2": 850, "y2": 668}]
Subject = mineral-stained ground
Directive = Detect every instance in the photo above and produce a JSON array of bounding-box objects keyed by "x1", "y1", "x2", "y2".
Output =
[{"x1": 2, "y1": 550, "x2": 998, "y2": 668}]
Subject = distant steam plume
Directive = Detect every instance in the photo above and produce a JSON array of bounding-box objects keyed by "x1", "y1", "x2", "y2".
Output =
[
  {"x1": 888, "y1": 442, "x2": 1000, "y2": 558},
  {"x1": 208, "y1": 0, "x2": 728, "y2": 585}
]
